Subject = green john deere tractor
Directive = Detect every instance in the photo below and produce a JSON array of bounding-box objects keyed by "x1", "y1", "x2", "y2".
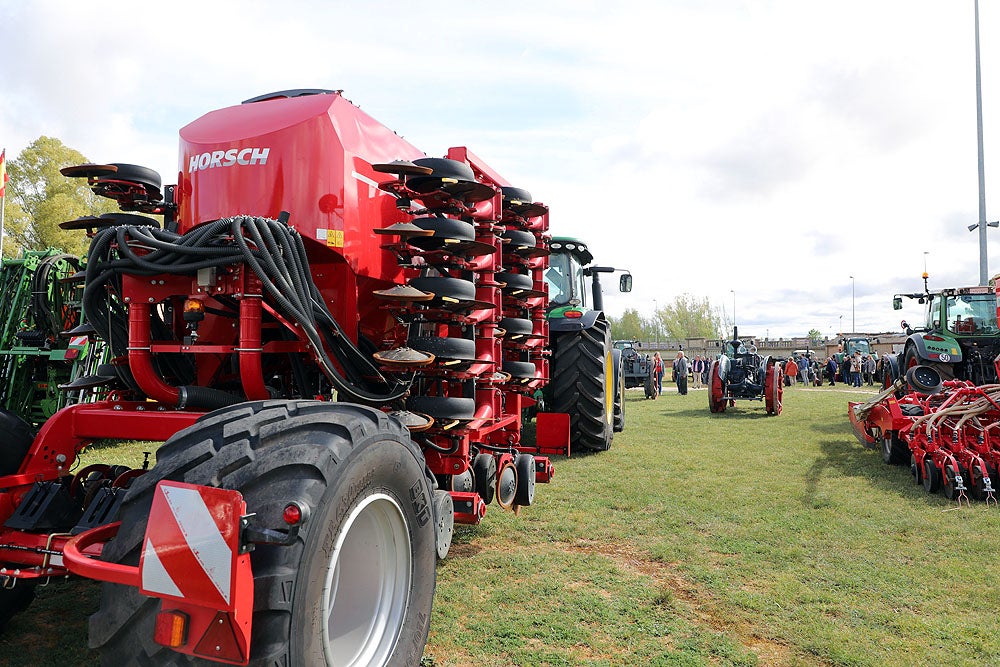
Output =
[{"x1": 541, "y1": 236, "x2": 631, "y2": 452}]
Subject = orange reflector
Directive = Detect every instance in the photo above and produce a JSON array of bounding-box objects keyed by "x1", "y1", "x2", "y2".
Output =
[
  {"x1": 564, "y1": 310, "x2": 583, "y2": 318},
  {"x1": 183, "y1": 298, "x2": 205, "y2": 314},
  {"x1": 154, "y1": 610, "x2": 189, "y2": 648}
]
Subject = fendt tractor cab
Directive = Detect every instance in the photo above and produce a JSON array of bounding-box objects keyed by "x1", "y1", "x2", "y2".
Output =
[
  {"x1": 840, "y1": 336, "x2": 872, "y2": 359},
  {"x1": 887, "y1": 278, "x2": 1000, "y2": 386},
  {"x1": 540, "y1": 236, "x2": 631, "y2": 451}
]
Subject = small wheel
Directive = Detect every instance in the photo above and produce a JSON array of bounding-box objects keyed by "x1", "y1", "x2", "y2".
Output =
[
  {"x1": 514, "y1": 454, "x2": 536, "y2": 506},
  {"x1": 495, "y1": 460, "x2": 518, "y2": 510},
  {"x1": 432, "y1": 490, "x2": 455, "y2": 560},
  {"x1": 911, "y1": 453, "x2": 923, "y2": 485},
  {"x1": 472, "y1": 453, "x2": 497, "y2": 505},
  {"x1": 970, "y1": 463, "x2": 993, "y2": 501},
  {"x1": 942, "y1": 462, "x2": 960, "y2": 500},
  {"x1": 881, "y1": 432, "x2": 908, "y2": 465},
  {"x1": 923, "y1": 457, "x2": 941, "y2": 493}
]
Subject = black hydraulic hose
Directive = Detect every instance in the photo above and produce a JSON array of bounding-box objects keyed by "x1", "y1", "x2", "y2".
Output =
[
  {"x1": 83, "y1": 217, "x2": 414, "y2": 406},
  {"x1": 177, "y1": 385, "x2": 244, "y2": 410}
]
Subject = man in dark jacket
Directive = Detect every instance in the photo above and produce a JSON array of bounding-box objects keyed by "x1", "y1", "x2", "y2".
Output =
[
  {"x1": 825, "y1": 355, "x2": 838, "y2": 386},
  {"x1": 673, "y1": 352, "x2": 689, "y2": 395}
]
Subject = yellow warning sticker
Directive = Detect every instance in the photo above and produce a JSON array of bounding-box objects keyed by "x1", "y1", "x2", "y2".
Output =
[{"x1": 326, "y1": 229, "x2": 344, "y2": 248}]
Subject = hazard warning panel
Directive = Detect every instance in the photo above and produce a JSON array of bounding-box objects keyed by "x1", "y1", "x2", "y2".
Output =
[{"x1": 140, "y1": 481, "x2": 246, "y2": 611}]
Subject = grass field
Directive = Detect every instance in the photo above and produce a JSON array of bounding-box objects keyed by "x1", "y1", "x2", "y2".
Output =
[{"x1": 3, "y1": 384, "x2": 999, "y2": 666}]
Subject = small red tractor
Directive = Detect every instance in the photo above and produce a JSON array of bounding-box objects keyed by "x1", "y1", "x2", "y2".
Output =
[
  {"x1": 0, "y1": 89, "x2": 569, "y2": 665},
  {"x1": 708, "y1": 327, "x2": 783, "y2": 415},
  {"x1": 849, "y1": 279, "x2": 1000, "y2": 502}
]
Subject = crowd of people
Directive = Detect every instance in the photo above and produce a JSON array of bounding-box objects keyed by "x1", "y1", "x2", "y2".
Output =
[
  {"x1": 643, "y1": 346, "x2": 879, "y2": 394},
  {"x1": 782, "y1": 348, "x2": 878, "y2": 387}
]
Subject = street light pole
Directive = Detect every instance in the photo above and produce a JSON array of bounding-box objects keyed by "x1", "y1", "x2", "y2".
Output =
[
  {"x1": 652, "y1": 299, "x2": 658, "y2": 347},
  {"x1": 731, "y1": 290, "x2": 736, "y2": 331},
  {"x1": 975, "y1": 0, "x2": 989, "y2": 285},
  {"x1": 849, "y1": 275, "x2": 855, "y2": 334}
]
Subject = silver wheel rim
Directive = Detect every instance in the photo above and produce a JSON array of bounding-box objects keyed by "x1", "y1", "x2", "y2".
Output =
[{"x1": 322, "y1": 493, "x2": 412, "y2": 666}]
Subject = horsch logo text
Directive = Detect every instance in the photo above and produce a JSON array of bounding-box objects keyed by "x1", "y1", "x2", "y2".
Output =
[{"x1": 188, "y1": 147, "x2": 270, "y2": 173}]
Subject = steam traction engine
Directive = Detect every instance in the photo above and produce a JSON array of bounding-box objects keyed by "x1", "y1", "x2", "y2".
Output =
[
  {"x1": 708, "y1": 327, "x2": 783, "y2": 415},
  {"x1": 0, "y1": 90, "x2": 558, "y2": 665}
]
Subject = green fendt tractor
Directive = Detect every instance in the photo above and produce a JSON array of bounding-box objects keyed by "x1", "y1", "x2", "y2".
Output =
[
  {"x1": 542, "y1": 236, "x2": 631, "y2": 452},
  {"x1": 885, "y1": 283, "x2": 1000, "y2": 386}
]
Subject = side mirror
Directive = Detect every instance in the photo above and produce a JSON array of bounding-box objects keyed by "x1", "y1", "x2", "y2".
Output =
[
  {"x1": 892, "y1": 297, "x2": 902, "y2": 310},
  {"x1": 619, "y1": 273, "x2": 632, "y2": 292}
]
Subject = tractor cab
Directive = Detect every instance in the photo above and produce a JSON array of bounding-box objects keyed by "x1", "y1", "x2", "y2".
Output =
[
  {"x1": 890, "y1": 284, "x2": 1000, "y2": 385},
  {"x1": 931, "y1": 290, "x2": 999, "y2": 336},
  {"x1": 545, "y1": 239, "x2": 591, "y2": 310}
]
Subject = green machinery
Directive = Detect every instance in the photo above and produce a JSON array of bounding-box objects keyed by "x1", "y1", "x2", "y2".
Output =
[{"x1": 0, "y1": 249, "x2": 97, "y2": 426}]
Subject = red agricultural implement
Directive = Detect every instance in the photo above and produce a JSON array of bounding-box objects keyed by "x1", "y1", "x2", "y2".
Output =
[
  {"x1": 0, "y1": 89, "x2": 579, "y2": 665},
  {"x1": 849, "y1": 364, "x2": 1000, "y2": 504}
]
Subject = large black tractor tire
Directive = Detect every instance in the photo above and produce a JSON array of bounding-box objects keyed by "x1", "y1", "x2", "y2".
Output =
[
  {"x1": 903, "y1": 345, "x2": 954, "y2": 383},
  {"x1": 89, "y1": 400, "x2": 436, "y2": 666},
  {"x1": 880, "y1": 431, "x2": 909, "y2": 465},
  {"x1": 0, "y1": 410, "x2": 38, "y2": 633},
  {"x1": 0, "y1": 409, "x2": 34, "y2": 476},
  {"x1": 612, "y1": 348, "x2": 625, "y2": 433},
  {"x1": 644, "y1": 368, "x2": 656, "y2": 399},
  {"x1": 550, "y1": 319, "x2": 614, "y2": 453}
]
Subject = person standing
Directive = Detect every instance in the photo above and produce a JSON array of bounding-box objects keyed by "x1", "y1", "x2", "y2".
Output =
[
  {"x1": 784, "y1": 356, "x2": 797, "y2": 386},
  {"x1": 862, "y1": 354, "x2": 875, "y2": 386},
  {"x1": 674, "y1": 351, "x2": 689, "y2": 395},
  {"x1": 691, "y1": 355, "x2": 704, "y2": 389},
  {"x1": 826, "y1": 355, "x2": 838, "y2": 386},
  {"x1": 850, "y1": 351, "x2": 863, "y2": 387},
  {"x1": 798, "y1": 354, "x2": 810, "y2": 387},
  {"x1": 652, "y1": 352, "x2": 664, "y2": 396}
]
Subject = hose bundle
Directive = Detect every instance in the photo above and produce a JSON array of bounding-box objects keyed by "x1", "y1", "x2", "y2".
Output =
[{"x1": 84, "y1": 216, "x2": 410, "y2": 406}]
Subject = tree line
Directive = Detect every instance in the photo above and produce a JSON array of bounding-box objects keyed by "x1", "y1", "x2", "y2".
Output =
[
  {"x1": 1, "y1": 136, "x2": 114, "y2": 258},
  {"x1": 608, "y1": 293, "x2": 726, "y2": 342}
]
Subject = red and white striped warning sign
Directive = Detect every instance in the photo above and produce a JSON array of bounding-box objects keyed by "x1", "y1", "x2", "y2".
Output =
[{"x1": 140, "y1": 481, "x2": 244, "y2": 611}]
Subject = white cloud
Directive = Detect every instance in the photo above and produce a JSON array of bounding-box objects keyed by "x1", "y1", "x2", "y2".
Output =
[{"x1": 2, "y1": 1, "x2": 1000, "y2": 338}]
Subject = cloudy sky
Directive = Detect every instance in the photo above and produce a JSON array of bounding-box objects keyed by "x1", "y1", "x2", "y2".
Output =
[{"x1": 2, "y1": 1, "x2": 998, "y2": 338}]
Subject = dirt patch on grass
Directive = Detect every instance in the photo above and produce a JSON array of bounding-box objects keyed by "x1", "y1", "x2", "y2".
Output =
[{"x1": 570, "y1": 539, "x2": 810, "y2": 667}]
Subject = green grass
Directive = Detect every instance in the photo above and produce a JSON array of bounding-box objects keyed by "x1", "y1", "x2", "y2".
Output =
[
  {"x1": 4, "y1": 387, "x2": 1000, "y2": 665},
  {"x1": 423, "y1": 386, "x2": 1000, "y2": 667}
]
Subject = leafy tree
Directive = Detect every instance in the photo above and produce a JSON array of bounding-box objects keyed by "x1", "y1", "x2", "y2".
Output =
[
  {"x1": 807, "y1": 328, "x2": 823, "y2": 345},
  {"x1": 3, "y1": 136, "x2": 114, "y2": 257},
  {"x1": 658, "y1": 293, "x2": 722, "y2": 340},
  {"x1": 609, "y1": 308, "x2": 645, "y2": 340}
]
